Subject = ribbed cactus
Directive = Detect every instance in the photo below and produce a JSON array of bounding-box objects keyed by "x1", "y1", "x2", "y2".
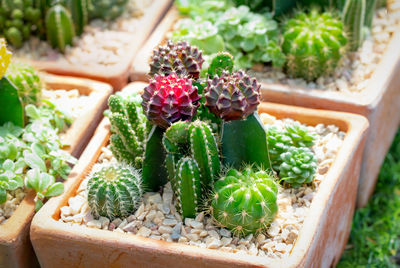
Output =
[
  {"x1": 6, "y1": 62, "x2": 42, "y2": 107},
  {"x1": 279, "y1": 147, "x2": 317, "y2": 188},
  {"x1": 207, "y1": 52, "x2": 234, "y2": 78},
  {"x1": 163, "y1": 121, "x2": 190, "y2": 155},
  {"x1": 0, "y1": 0, "x2": 43, "y2": 48},
  {"x1": 108, "y1": 94, "x2": 147, "y2": 169},
  {"x1": 89, "y1": 0, "x2": 128, "y2": 21},
  {"x1": 87, "y1": 163, "x2": 143, "y2": 220},
  {"x1": 0, "y1": 39, "x2": 12, "y2": 78},
  {"x1": 282, "y1": 9, "x2": 347, "y2": 81},
  {"x1": 66, "y1": 0, "x2": 89, "y2": 35},
  {"x1": 211, "y1": 167, "x2": 278, "y2": 236},
  {"x1": 149, "y1": 40, "x2": 204, "y2": 80},
  {"x1": 343, "y1": 0, "x2": 366, "y2": 51},
  {"x1": 175, "y1": 157, "x2": 202, "y2": 218},
  {"x1": 45, "y1": 4, "x2": 75, "y2": 52}
]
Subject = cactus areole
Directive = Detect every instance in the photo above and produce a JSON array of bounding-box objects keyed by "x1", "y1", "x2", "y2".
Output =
[{"x1": 141, "y1": 73, "x2": 200, "y2": 129}]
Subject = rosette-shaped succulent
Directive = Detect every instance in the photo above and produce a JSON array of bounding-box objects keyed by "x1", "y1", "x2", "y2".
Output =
[
  {"x1": 279, "y1": 147, "x2": 317, "y2": 188},
  {"x1": 87, "y1": 163, "x2": 143, "y2": 220},
  {"x1": 282, "y1": 9, "x2": 347, "y2": 81},
  {"x1": 284, "y1": 123, "x2": 316, "y2": 148},
  {"x1": 149, "y1": 40, "x2": 204, "y2": 79},
  {"x1": 266, "y1": 126, "x2": 292, "y2": 169},
  {"x1": 204, "y1": 70, "x2": 260, "y2": 121},
  {"x1": 141, "y1": 72, "x2": 200, "y2": 128},
  {"x1": 0, "y1": 39, "x2": 12, "y2": 78},
  {"x1": 211, "y1": 167, "x2": 278, "y2": 236}
]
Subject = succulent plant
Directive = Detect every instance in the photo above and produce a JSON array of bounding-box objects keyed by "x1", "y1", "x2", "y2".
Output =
[
  {"x1": 89, "y1": 0, "x2": 128, "y2": 21},
  {"x1": 0, "y1": 0, "x2": 43, "y2": 48},
  {"x1": 108, "y1": 94, "x2": 147, "y2": 169},
  {"x1": 141, "y1": 72, "x2": 200, "y2": 129},
  {"x1": 265, "y1": 126, "x2": 292, "y2": 169},
  {"x1": 65, "y1": 0, "x2": 89, "y2": 35},
  {"x1": 279, "y1": 147, "x2": 317, "y2": 188},
  {"x1": 45, "y1": 4, "x2": 75, "y2": 52},
  {"x1": 0, "y1": 39, "x2": 11, "y2": 78},
  {"x1": 282, "y1": 9, "x2": 347, "y2": 81},
  {"x1": 343, "y1": 0, "x2": 366, "y2": 51},
  {"x1": 87, "y1": 163, "x2": 143, "y2": 220},
  {"x1": 149, "y1": 40, "x2": 204, "y2": 80},
  {"x1": 204, "y1": 70, "x2": 260, "y2": 121},
  {"x1": 207, "y1": 52, "x2": 234, "y2": 78},
  {"x1": 284, "y1": 123, "x2": 316, "y2": 148},
  {"x1": 6, "y1": 62, "x2": 42, "y2": 108},
  {"x1": 211, "y1": 167, "x2": 278, "y2": 236}
]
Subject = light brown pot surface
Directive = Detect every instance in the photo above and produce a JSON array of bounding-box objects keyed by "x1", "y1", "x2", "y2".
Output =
[
  {"x1": 30, "y1": 82, "x2": 368, "y2": 268},
  {"x1": 19, "y1": 0, "x2": 172, "y2": 91},
  {"x1": 130, "y1": 6, "x2": 400, "y2": 208},
  {"x1": 0, "y1": 74, "x2": 112, "y2": 268}
]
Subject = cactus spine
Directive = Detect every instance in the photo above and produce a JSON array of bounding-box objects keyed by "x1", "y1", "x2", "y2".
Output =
[
  {"x1": 343, "y1": 0, "x2": 366, "y2": 51},
  {"x1": 87, "y1": 163, "x2": 143, "y2": 220},
  {"x1": 45, "y1": 4, "x2": 75, "y2": 52}
]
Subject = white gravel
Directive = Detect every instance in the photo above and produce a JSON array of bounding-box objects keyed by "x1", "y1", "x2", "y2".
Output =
[{"x1": 59, "y1": 114, "x2": 346, "y2": 259}]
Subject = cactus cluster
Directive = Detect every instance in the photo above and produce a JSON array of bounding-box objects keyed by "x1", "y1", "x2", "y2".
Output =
[
  {"x1": 149, "y1": 40, "x2": 204, "y2": 79},
  {"x1": 211, "y1": 167, "x2": 278, "y2": 236},
  {"x1": 89, "y1": 0, "x2": 128, "y2": 21},
  {"x1": 282, "y1": 9, "x2": 348, "y2": 81},
  {"x1": 108, "y1": 94, "x2": 148, "y2": 169},
  {"x1": 87, "y1": 163, "x2": 143, "y2": 220},
  {"x1": 163, "y1": 120, "x2": 220, "y2": 218}
]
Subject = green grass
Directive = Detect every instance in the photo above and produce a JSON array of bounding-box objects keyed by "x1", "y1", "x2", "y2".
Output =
[{"x1": 338, "y1": 129, "x2": 400, "y2": 267}]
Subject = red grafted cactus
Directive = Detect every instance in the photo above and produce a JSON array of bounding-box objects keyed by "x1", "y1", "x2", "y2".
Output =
[
  {"x1": 141, "y1": 72, "x2": 200, "y2": 128},
  {"x1": 204, "y1": 70, "x2": 261, "y2": 121}
]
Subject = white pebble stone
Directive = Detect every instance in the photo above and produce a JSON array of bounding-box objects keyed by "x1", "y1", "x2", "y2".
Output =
[
  {"x1": 208, "y1": 230, "x2": 220, "y2": 239},
  {"x1": 206, "y1": 238, "x2": 222, "y2": 249},
  {"x1": 190, "y1": 221, "x2": 204, "y2": 229},
  {"x1": 87, "y1": 220, "x2": 102, "y2": 229},
  {"x1": 219, "y1": 228, "x2": 231, "y2": 238},
  {"x1": 162, "y1": 218, "x2": 177, "y2": 226},
  {"x1": 137, "y1": 226, "x2": 152, "y2": 237},
  {"x1": 158, "y1": 225, "x2": 173, "y2": 234}
]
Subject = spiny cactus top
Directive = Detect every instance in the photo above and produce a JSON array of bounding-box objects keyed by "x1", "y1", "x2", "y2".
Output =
[
  {"x1": 204, "y1": 70, "x2": 261, "y2": 121},
  {"x1": 0, "y1": 39, "x2": 12, "y2": 78},
  {"x1": 282, "y1": 9, "x2": 347, "y2": 81},
  {"x1": 87, "y1": 163, "x2": 143, "y2": 220},
  {"x1": 141, "y1": 72, "x2": 200, "y2": 128},
  {"x1": 211, "y1": 167, "x2": 278, "y2": 236},
  {"x1": 149, "y1": 40, "x2": 204, "y2": 79}
]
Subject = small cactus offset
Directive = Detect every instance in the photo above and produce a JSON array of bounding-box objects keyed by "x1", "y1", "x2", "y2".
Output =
[
  {"x1": 162, "y1": 121, "x2": 190, "y2": 155},
  {"x1": 87, "y1": 163, "x2": 143, "y2": 220},
  {"x1": 282, "y1": 9, "x2": 348, "y2": 81},
  {"x1": 207, "y1": 52, "x2": 234, "y2": 78},
  {"x1": 343, "y1": 0, "x2": 366, "y2": 51},
  {"x1": 108, "y1": 94, "x2": 148, "y2": 169},
  {"x1": 175, "y1": 157, "x2": 202, "y2": 219},
  {"x1": 6, "y1": 62, "x2": 42, "y2": 107},
  {"x1": 45, "y1": 4, "x2": 76, "y2": 52},
  {"x1": 66, "y1": 0, "x2": 89, "y2": 35},
  {"x1": 149, "y1": 40, "x2": 204, "y2": 79},
  {"x1": 211, "y1": 167, "x2": 278, "y2": 237},
  {"x1": 0, "y1": 39, "x2": 12, "y2": 77},
  {"x1": 141, "y1": 72, "x2": 200, "y2": 129},
  {"x1": 89, "y1": 0, "x2": 128, "y2": 21},
  {"x1": 279, "y1": 147, "x2": 318, "y2": 188}
]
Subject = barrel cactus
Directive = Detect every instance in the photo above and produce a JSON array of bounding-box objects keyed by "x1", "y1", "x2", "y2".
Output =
[
  {"x1": 279, "y1": 147, "x2": 318, "y2": 188},
  {"x1": 282, "y1": 9, "x2": 348, "y2": 81},
  {"x1": 45, "y1": 4, "x2": 75, "y2": 52},
  {"x1": 207, "y1": 52, "x2": 234, "y2": 77},
  {"x1": 141, "y1": 72, "x2": 200, "y2": 129},
  {"x1": 211, "y1": 167, "x2": 278, "y2": 236},
  {"x1": 0, "y1": 39, "x2": 12, "y2": 77},
  {"x1": 89, "y1": 0, "x2": 128, "y2": 21},
  {"x1": 6, "y1": 62, "x2": 42, "y2": 107},
  {"x1": 204, "y1": 70, "x2": 261, "y2": 121},
  {"x1": 87, "y1": 163, "x2": 143, "y2": 220},
  {"x1": 108, "y1": 94, "x2": 148, "y2": 169}
]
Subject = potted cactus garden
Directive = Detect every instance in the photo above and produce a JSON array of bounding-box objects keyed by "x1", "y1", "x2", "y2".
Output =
[
  {"x1": 130, "y1": 0, "x2": 400, "y2": 208},
  {"x1": 1, "y1": 0, "x2": 173, "y2": 90},
  {"x1": 0, "y1": 40, "x2": 112, "y2": 268},
  {"x1": 31, "y1": 41, "x2": 368, "y2": 267}
]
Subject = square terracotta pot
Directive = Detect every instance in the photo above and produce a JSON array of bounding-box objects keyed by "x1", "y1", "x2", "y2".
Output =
[
  {"x1": 130, "y1": 6, "x2": 400, "y2": 208},
  {"x1": 30, "y1": 83, "x2": 368, "y2": 268},
  {"x1": 0, "y1": 74, "x2": 112, "y2": 268},
  {"x1": 20, "y1": 0, "x2": 173, "y2": 91}
]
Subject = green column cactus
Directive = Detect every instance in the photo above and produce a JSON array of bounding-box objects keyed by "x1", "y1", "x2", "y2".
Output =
[
  {"x1": 86, "y1": 163, "x2": 143, "y2": 220},
  {"x1": 211, "y1": 167, "x2": 278, "y2": 236},
  {"x1": 282, "y1": 9, "x2": 348, "y2": 81},
  {"x1": 66, "y1": 0, "x2": 89, "y2": 35},
  {"x1": 343, "y1": 0, "x2": 366, "y2": 51},
  {"x1": 163, "y1": 121, "x2": 190, "y2": 155},
  {"x1": 89, "y1": 0, "x2": 128, "y2": 21},
  {"x1": 175, "y1": 157, "x2": 202, "y2": 219},
  {"x1": 45, "y1": 4, "x2": 75, "y2": 52}
]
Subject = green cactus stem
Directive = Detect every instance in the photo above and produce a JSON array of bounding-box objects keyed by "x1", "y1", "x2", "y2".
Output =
[
  {"x1": 211, "y1": 167, "x2": 278, "y2": 236},
  {"x1": 87, "y1": 163, "x2": 143, "y2": 220},
  {"x1": 175, "y1": 157, "x2": 202, "y2": 219},
  {"x1": 221, "y1": 113, "x2": 270, "y2": 170},
  {"x1": 66, "y1": 0, "x2": 89, "y2": 35},
  {"x1": 89, "y1": 0, "x2": 128, "y2": 21},
  {"x1": 162, "y1": 121, "x2": 190, "y2": 155},
  {"x1": 0, "y1": 77, "x2": 24, "y2": 127},
  {"x1": 45, "y1": 4, "x2": 75, "y2": 52},
  {"x1": 208, "y1": 52, "x2": 234, "y2": 77},
  {"x1": 343, "y1": 0, "x2": 366, "y2": 51}
]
